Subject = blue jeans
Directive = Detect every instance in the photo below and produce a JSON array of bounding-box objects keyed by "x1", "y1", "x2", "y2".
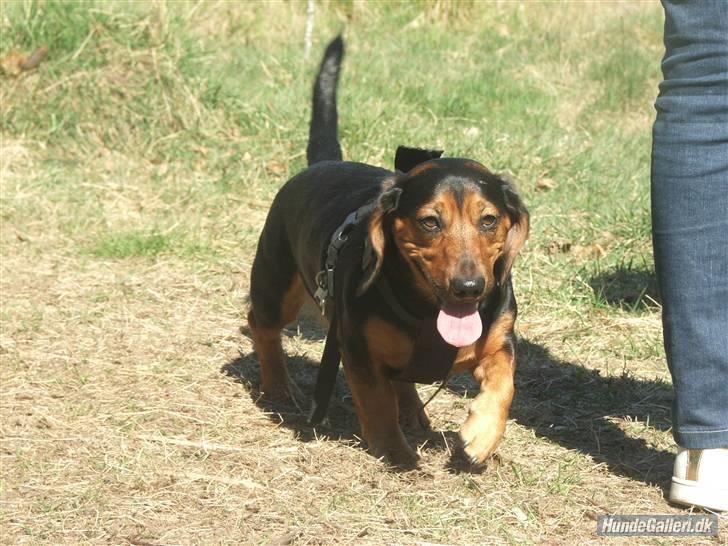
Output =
[{"x1": 651, "y1": 0, "x2": 728, "y2": 449}]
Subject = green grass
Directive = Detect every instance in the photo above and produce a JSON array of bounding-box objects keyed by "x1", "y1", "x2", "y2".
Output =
[
  {"x1": 89, "y1": 228, "x2": 213, "y2": 259},
  {"x1": 3, "y1": 1, "x2": 712, "y2": 545},
  {"x1": 90, "y1": 230, "x2": 174, "y2": 258}
]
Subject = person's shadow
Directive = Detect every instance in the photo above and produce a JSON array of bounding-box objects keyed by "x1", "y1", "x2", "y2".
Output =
[
  {"x1": 508, "y1": 340, "x2": 673, "y2": 490},
  {"x1": 223, "y1": 328, "x2": 674, "y2": 491}
]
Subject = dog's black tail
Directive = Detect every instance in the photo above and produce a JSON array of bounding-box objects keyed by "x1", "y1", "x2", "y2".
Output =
[{"x1": 306, "y1": 35, "x2": 344, "y2": 166}]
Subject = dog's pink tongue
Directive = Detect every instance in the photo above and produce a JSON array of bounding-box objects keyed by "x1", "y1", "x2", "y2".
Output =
[{"x1": 436, "y1": 303, "x2": 482, "y2": 348}]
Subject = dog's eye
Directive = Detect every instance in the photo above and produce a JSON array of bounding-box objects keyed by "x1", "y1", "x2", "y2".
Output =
[
  {"x1": 418, "y1": 216, "x2": 441, "y2": 232},
  {"x1": 480, "y1": 215, "x2": 498, "y2": 230}
]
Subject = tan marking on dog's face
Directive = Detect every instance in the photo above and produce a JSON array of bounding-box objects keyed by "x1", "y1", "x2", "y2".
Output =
[{"x1": 391, "y1": 185, "x2": 511, "y2": 306}]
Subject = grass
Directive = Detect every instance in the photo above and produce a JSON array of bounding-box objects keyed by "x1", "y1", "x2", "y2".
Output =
[
  {"x1": 89, "y1": 229, "x2": 212, "y2": 259},
  {"x1": 90, "y1": 230, "x2": 173, "y2": 258},
  {"x1": 2, "y1": 0, "x2": 725, "y2": 544}
]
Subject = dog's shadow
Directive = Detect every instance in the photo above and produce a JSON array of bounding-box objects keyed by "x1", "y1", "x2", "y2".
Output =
[
  {"x1": 223, "y1": 350, "x2": 357, "y2": 441},
  {"x1": 223, "y1": 334, "x2": 674, "y2": 490}
]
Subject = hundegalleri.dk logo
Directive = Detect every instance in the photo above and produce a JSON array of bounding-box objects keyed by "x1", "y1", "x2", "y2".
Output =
[{"x1": 597, "y1": 514, "x2": 718, "y2": 536}]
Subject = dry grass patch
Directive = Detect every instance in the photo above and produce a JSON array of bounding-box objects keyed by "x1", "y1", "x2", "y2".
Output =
[{"x1": 3, "y1": 1, "x2": 727, "y2": 544}]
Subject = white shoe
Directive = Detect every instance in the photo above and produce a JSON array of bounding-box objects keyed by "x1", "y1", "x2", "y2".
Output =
[{"x1": 670, "y1": 447, "x2": 728, "y2": 512}]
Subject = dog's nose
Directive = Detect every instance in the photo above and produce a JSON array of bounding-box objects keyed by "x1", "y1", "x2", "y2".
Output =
[{"x1": 450, "y1": 276, "x2": 485, "y2": 300}]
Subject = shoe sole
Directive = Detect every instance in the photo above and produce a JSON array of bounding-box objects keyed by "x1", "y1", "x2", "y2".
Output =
[{"x1": 670, "y1": 477, "x2": 728, "y2": 512}]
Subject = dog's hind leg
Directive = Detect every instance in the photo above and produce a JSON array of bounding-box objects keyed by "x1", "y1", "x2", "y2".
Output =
[{"x1": 248, "y1": 245, "x2": 307, "y2": 401}]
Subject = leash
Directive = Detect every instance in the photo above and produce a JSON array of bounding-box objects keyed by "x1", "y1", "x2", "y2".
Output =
[
  {"x1": 309, "y1": 204, "x2": 372, "y2": 425},
  {"x1": 308, "y1": 310, "x2": 341, "y2": 425},
  {"x1": 421, "y1": 377, "x2": 449, "y2": 409}
]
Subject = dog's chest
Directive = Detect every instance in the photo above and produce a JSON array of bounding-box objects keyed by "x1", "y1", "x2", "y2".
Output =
[{"x1": 363, "y1": 316, "x2": 479, "y2": 375}]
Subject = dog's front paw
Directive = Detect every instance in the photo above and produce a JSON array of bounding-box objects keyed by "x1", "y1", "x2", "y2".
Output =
[{"x1": 459, "y1": 410, "x2": 505, "y2": 465}]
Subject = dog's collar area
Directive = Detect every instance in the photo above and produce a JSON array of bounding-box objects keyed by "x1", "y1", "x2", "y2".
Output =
[
  {"x1": 313, "y1": 201, "x2": 429, "y2": 328},
  {"x1": 373, "y1": 275, "x2": 421, "y2": 329}
]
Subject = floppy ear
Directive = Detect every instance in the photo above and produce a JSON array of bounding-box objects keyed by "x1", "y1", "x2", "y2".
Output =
[
  {"x1": 357, "y1": 179, "x2": 402, "y2": 296},
  {"x1": 394, "y1": 146, "x2": 443, "y2": 172},
  {"x1": 496, "y1": 184, "x2": 530, "y2": 286}
]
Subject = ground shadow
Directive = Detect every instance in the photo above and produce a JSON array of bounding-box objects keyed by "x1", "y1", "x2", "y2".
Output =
[
  {"x1": 223, "y1": 351, "x2": 358, "y2": 442},
  {"x1": 589, "y1": 265, "x2": 660, "y2": 311},
  {"x1": 223, "y1": 336, "x2": 675, "y2": 490}
]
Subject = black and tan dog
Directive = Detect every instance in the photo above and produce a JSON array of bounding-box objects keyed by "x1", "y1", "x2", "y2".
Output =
[{"x1": 248, "y1": 36, "x2": 529, "y2": 466}]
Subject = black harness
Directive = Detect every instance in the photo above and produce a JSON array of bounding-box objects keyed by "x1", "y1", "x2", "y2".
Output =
[{"x1": 308, "y1": 204, "x2": 459, "y2": 425}]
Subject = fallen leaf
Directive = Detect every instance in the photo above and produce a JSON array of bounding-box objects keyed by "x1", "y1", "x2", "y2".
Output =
[
  {"x1": 591, "y1": 243, "x2": 607, "y2": 258},
  {"x1": 265, "y1": 160, "x2": 286, "y2": 176},
  {"x1": 20, "y1": 46, "x2": 48, "y2": 71},
  {"x1": 547, "y1": 240, "x2": 572, "y2": 254},
  {"x1": 1, "y1": 50, "x2": 25, "y2": 76},
  {"x1": 536, "y1": 177, "x2": 556, "y2": 191},
  {"x1": 1, "y1": 46, "x2": 48, "y2": 77}
]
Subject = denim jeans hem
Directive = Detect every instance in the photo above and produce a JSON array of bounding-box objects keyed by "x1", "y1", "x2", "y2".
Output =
[{"x1": 673, "y1": 428, "x2": 728, "y2": 449}]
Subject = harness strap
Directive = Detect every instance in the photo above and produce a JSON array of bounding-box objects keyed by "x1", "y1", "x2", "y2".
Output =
[
  {"x1": 308, "y1": 309, "x2": 341, "y2": 425},
  {"x1": 314, "y1": 203, "x2": 375, "y2": 315},
  {"x1": 309, "y1": 205, "x2": 372, "y2": 426}
]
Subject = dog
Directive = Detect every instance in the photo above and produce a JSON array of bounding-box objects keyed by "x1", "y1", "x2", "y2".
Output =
[{"x1": 247, "y1": 36, "x2": 529, "y2": 466}]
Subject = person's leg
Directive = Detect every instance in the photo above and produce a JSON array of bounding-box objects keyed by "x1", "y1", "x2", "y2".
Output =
[
  {"x1": 652, "y1": 0, "x2": 728, "y2": 450},
  {"x1": 652, "y1": 0, "x2": 728, "y2": 511}
]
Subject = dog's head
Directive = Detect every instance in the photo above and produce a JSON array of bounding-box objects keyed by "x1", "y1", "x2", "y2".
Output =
[{"x1": 360, "y1": 147, "x2": 529, "y2": 346}]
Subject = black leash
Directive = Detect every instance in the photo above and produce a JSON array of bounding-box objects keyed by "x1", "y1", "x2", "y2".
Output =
[
  {"x1": 308, "y1": 311, "x2": 341, "y2": 425},
  {"x1": 308, "y1": 205, "x2": 371, "y2": 426},
  {"x1": 421, "y1": 378, "x2": 449, "y2": 410}
]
